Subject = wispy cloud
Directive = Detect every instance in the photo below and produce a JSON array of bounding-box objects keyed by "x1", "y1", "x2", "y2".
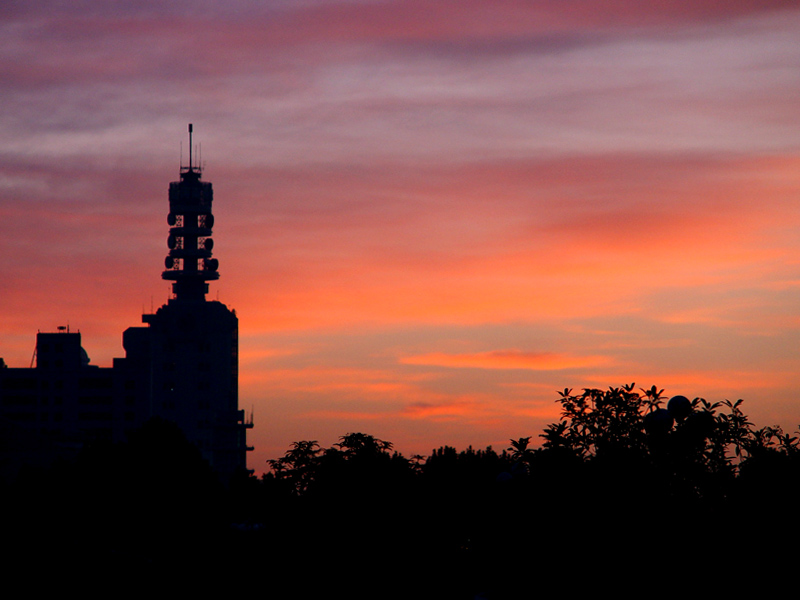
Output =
[{"x1": 401, "y1": 350, "x2": 612, "y2": 371}]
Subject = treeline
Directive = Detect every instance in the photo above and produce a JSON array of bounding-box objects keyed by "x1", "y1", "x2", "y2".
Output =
[
  {"x1": 6, "y1": 385, "x2": 800, "y2": 596},
  {"x1": 248, "y1": 385, "x2": 800, "y2": 594}
]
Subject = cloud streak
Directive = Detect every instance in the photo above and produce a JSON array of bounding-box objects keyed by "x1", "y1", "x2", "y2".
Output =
[{"x1": 401, "y1": 350, "x2": 611, "y2": 371}]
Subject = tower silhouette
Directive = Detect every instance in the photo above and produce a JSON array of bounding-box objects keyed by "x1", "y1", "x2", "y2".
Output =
[
  {"x1": 124, "y1": 124, "x2": 252, "y2": 478},
  {"x1": 0, "y1": 125, "x2": 252, "y2": 482},
  {"x1": 163, "y1": 123, "x2": 219, "y2": 301}
]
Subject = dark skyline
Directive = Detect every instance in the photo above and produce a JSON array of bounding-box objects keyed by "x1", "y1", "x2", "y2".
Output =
[{"x1": 0, "y1": 144, "x2": 250, "y2": 482}]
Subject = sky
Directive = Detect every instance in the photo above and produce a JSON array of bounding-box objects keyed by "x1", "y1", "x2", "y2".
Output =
[{"x1": 2, "y1": 0, "x2": 800, "y2": 473}]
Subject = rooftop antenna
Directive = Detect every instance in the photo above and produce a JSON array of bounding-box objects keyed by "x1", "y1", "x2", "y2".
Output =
[{"x1": 188, "y1": 123, "x2": 193, "y2": 171}]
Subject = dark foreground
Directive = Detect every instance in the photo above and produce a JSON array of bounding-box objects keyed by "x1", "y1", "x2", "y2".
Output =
[{"x1": 5, "y1": 387, "x2": 799, "y2": 597}]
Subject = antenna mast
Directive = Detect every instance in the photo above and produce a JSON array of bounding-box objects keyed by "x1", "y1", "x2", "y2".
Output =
[{"x1": 188, "y1": 123, "x2": 193, "y2": 170}]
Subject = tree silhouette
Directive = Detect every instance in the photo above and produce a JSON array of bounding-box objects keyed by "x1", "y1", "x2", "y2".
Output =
[
  {"x1": 524, "y1": 383, "x2": 800, "y2": 590},
  {"x1": 267, "y1": 439, "x2": 321, "y2": 495},
  {"x1": 537, "y1": 384, "x2": 777, "y2": 481},
  {"x1": 334, "y1": 432, "x2": 393, "y2": 455}
]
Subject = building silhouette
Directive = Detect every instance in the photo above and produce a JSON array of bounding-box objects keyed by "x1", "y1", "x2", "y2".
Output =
[{"x1": 0, "y1": 125, "x2": 252, "y2": 482}]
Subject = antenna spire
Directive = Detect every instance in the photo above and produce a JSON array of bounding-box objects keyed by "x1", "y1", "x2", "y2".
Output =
[{"x1": 188, "y1": 123, "x2": 193, "y2": 171}]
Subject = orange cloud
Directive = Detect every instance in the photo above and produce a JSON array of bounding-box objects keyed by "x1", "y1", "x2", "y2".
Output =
[
  {"x1": 299, "y1": 410, "x2": 386, "y2": 421},
  {"x1": 401, "y1": 350, "x2": 612, "y2": 371},
  {"x1": 402, "y1": 400, "x2": 483, "y2": 420}
]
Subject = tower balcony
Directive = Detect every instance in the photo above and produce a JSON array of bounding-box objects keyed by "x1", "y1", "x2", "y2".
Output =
[
  {"x1": 169, "y1": 226, "x2": 213, "y2": 237},
  {"x1": 167, "y1": 248, "x2": 213, "y2": 260},
  {"x1": 162, "y1": 270, "x2": 220, "y2": 281}
]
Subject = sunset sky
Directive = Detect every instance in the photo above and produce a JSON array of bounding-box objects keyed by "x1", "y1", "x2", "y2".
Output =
[{"x1": 2, "y1": 1, "x2": 800, "y2": 473}]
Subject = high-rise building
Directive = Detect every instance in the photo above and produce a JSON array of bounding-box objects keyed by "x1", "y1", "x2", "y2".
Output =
[{"x1": 0, "y1": 125, "x2": 252, "y2": 482}]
